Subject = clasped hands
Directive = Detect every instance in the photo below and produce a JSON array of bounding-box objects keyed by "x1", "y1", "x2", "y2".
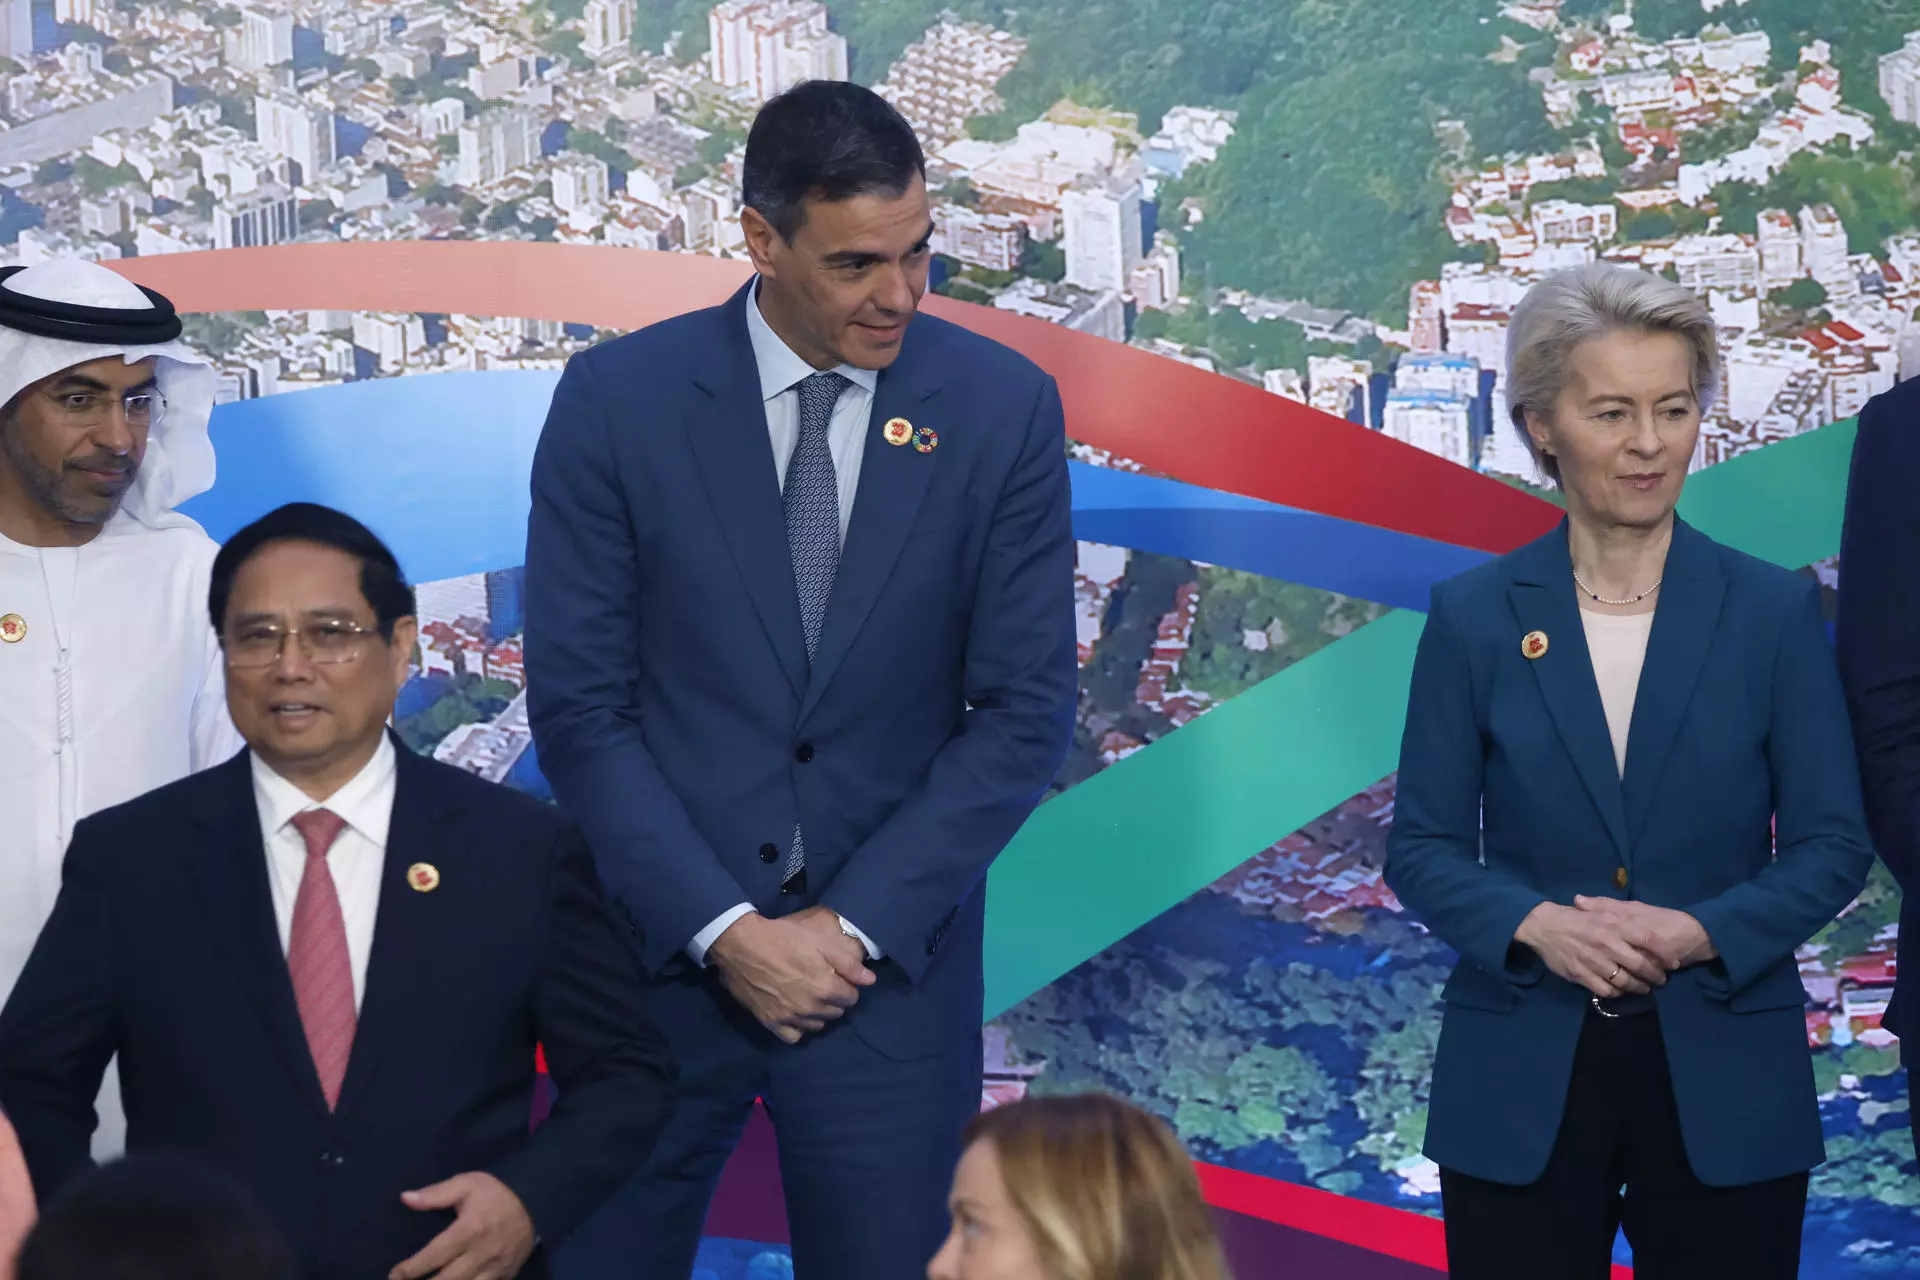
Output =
[
  {"x1": 1515, "y1": 896, "x2": 1718, "y2": 1000},
  {"x1": 708, "y1": 907, "x2": 875, "y2": 1044}
]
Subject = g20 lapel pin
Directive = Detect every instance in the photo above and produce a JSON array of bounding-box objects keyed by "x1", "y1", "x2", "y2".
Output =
[
  {"x1": 912, "y1": 426, "x2": 939, "y2": 454},
  {"x1": 882, "y1": 417, "x2": 913, "y2": 447},
  {"x1": 407, "y1": 862, "x2": 440, "y2": 893},
  {"x1": 1521, "y1": 630, "x2": 1549, "y2": 660},
  {"x1": 0, "y1": 613, "x2": 23, "y2": 643}
]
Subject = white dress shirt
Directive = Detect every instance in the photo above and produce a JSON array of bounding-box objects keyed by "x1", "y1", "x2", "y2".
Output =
[
  {"x1": 253, "y1": 735, "x2": 397, "y2": 1011},
  {"x1": 685, "y1": 281, "x2": 883, "y2": 968}
]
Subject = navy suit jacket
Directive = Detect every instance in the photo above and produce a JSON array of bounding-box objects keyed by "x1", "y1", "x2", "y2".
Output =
[
  {"x1": 0, "y1": 743, "x2": 675, "y2": 1280},
  {"x1": 524, "y1": 280, "x2": 1077, "y2": 1058},
  {"x1": 1836, "y1": 374, "x2": 1920, "y2": 1061},
  {"x1": 1385, "y1": 518, "x2": 1872, "y2": 1187}
]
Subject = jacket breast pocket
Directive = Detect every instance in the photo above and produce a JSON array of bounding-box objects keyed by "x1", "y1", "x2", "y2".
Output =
[
  {"x1": 903, "y1": 492, "x2": 974, "y2": 543},
  {"x1": 1442, "y1": 964, "x2": 1521, "y2": 1014},
  {"x1": 907, "y1": 516, "x2": 968, "y2": 547}
]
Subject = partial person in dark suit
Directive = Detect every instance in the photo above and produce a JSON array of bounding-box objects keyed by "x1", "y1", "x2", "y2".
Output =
[
  {"x1": 0, "y1": 503, "x2": 674, "y2": 1280},
  {"x1": 525, "y1": 81, "x2": 1078, "y2": 1278},
  {"x1": 1835, "y1": 372, "x2": 1920, "y2": 1159},
  {"x1": 1386, "y1": 263, "x2": 1873, "y2": 1279}
]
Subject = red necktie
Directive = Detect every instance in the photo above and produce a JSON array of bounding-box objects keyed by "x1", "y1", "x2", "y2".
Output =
[{"x1": 287, "y1": 809, "x2": 355, "y2": 1110}]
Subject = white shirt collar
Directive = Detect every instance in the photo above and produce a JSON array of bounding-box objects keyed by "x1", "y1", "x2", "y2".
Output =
[
  {"x1": 250, "y1": 733, "x2": 398, "y2": 848},
  {"x1": 744, "y1": 276, "x2": 878, "y2": 402}
]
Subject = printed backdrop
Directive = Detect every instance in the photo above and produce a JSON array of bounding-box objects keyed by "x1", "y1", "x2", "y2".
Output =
[{"x1": 16, "y1": 0, "x2": 1918, "y2": 1272}]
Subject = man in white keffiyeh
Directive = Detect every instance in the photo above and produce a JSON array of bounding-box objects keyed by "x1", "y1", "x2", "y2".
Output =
[{"x1": 0, "y1": 259, "x2": 243, "y2": 1160}]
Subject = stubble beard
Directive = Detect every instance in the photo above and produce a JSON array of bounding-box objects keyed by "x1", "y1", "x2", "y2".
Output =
[{"x1": 0, "y1": 419, "x2": 129, "y2": 528}]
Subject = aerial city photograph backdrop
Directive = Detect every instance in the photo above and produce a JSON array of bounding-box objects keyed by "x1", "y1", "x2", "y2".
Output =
[{"x1": 9, "y1": 0, "x2": 1919, "y2": 1273}]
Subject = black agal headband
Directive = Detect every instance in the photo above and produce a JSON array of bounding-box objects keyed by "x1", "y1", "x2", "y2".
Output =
[{"x1": 0, "y1": 265, "x2": 182, "y2": 344}]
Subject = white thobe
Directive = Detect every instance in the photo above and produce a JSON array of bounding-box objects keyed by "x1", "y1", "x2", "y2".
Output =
[
  {"x1": 0, "y1": 260, "x2": 234, "y2": 1158},
  {"x1": 0, "y1": 516, "x2": 242, "y2": 1154}
]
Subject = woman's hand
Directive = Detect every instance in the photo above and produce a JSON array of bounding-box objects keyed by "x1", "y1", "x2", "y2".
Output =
[
  {"x1": 1572, "y1": 896, "x2": 1717, "y2": 970},
  {"x1": 1514, "y1": 902, "x2": 1668, "y2": 998}
]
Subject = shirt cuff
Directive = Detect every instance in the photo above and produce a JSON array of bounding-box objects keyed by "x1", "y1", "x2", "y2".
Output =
[
  {"x1": 687, "y1": 903, "x2": 755, "y2": 967},
  {"x1": 837, "y1": 915, "x2": 884, "y2": 961}
]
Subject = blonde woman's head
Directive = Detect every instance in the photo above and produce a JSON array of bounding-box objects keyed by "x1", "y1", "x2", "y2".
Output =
[{"x1": 927, "y1": 1093, "x2": 1230, "y2": 1280}]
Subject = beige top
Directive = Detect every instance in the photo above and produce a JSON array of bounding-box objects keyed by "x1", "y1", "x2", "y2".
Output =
[{"x1": 1580, "y1": 608, "x2": 1656, "y2": 777}]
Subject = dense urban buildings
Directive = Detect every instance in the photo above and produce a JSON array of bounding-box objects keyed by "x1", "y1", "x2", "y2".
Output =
[{"x1": 0, "y1": 5, "x2": 1907, "y2": 1272}]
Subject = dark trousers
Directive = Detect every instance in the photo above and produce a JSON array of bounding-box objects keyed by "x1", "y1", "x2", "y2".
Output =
[
  {"x1": 1440, "y1": 1010, "x2": 1808, "y2": 1280},
  {"x1": 553, "y1": 963, "x2": 982, "y2": 1280}
]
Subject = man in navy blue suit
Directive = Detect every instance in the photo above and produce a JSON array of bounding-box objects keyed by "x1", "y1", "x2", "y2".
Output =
[
  {"x1": 0, "y1": 503, "x2": 675, "y2": 1280},
  {"x1": 524, "y1": 80, "x2": 1078, "y2": 1277},
  {"x1": 1836, "y1": 374, "x2": 1920, "y2": 1158}
]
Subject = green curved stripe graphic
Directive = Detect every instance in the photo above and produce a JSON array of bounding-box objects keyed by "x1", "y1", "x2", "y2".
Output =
[
  {"x1": 1675, "y1": 418, "x2": 1854, "y2": 567},
  {"x1": 983, "y1": 418, "x2": 1857, "y2": 1019}
]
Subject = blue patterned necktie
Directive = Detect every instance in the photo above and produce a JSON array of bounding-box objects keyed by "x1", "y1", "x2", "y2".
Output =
[{"x1": 781, "y1": 369, "x2": 849, "y2": 886}]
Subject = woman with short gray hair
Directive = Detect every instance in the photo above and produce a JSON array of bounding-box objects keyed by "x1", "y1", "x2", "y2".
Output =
[
  {"x1": 1385, "y1": 261, "x2": 1871, "y2": 1277},
  {"x1": 1506, "y1": 262, "x2": 1722, "y2": 485}
]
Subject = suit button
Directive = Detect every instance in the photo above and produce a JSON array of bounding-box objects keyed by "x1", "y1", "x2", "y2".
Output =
[
  {"x1": 759, "y1": 843, "x2": 779, "y2": 863},
  {"x1": 1613, "y1": 866, "x2": 1628, "y2": 891},
  {"x1": 794, "y1": 743, "x2": 815, "y2": 763},
  {"x1": 319, "y1": 1151, "x2": 344, "y2": 1167}
]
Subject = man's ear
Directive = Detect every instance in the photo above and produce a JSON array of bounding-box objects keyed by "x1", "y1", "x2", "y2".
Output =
[{"x1": 741, "y1": 206, "x2": 783, "y2": 278}]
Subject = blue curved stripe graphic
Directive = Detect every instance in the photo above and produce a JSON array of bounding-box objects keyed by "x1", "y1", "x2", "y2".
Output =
[
  {"x1": 181, "y1": 369, "x2": 1483, "y2": 608},
  {"x1": 1068, "y1": 464, "x2": 1487, "y2": 611},
  {"x1": 182, "y1": 370, "x2": 557, "y2": 586}
]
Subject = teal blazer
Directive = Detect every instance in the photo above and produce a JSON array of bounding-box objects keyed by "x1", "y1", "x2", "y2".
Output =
[{"x1": 1385, "y1": 518, "x2": 1873, "y2": 1187}]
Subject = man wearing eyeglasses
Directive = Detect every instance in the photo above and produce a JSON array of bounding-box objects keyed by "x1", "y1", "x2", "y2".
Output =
[
  {"x1": 0, "y1": 500, "x2": 673, "y2": 1280},
  {"x1": 0, "y1": 258, "x2": 242, "y2": 1163}
]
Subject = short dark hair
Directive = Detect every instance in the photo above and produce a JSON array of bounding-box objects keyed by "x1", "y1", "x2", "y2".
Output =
[
  {"x1": 742, "y1": 79, "x2": 926, "y2": 242},
  {"x1": 208, "y1": 502, "x2": 416, "y2": 638},
  {"x1": 17, "y1": 1154, "x2": 295, "y2": 1280}
]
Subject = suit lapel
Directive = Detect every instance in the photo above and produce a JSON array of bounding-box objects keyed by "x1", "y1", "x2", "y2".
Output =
[
  {"x1": 801, "y1": 342, "x2": 944, "y2": 723},
  {"x1": 184, "y1": 752, "x2": 330, "y2": 1118},
  {"x1": 333, "y1": 745, "x2": 453, "y2": 1121},
  {"x1": 687, "y1": 281, "x2": 811, "y2": 699},
  {"x1": 1621, "y1": 520, "x2": 1725, "y2": 845},
  {"x1": 1507, "y1": 526, "x2": 1631, "y2": 858}
]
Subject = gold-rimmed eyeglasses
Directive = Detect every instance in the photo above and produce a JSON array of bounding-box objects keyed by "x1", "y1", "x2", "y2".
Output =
[
  {"x1": 224, "y1": 621, "x2": 381, "y2": 669},
  {"x1": 39, "y1": 388, "x2": 168, "y2": 429}
]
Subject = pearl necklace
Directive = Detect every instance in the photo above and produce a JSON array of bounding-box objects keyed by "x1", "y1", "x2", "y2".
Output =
[{"x1": 1572, "y1": 569, "x2": 1660, "y2": 607}]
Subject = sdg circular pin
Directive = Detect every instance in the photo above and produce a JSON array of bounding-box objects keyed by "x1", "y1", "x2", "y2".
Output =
[{"x1": 912, "y1": 426, "x2": 939, "y2": 454}]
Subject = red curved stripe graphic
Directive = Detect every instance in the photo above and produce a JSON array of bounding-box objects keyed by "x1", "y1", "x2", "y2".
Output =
[
  {"x1": 1197, "y1": 1160, "x2": 1634, "y2": 1279},
  {"x1": 113, "y1": 243, "x2": 1559, "y2": 554}
]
